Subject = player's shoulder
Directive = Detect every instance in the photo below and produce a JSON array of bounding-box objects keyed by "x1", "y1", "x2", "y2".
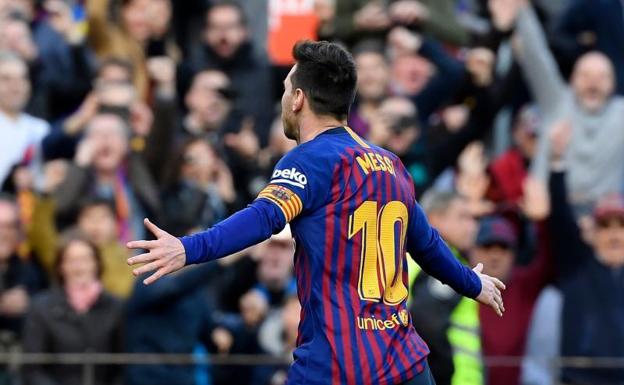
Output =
[
  {"x1": 271, "y1": 141, "x2": 336, "y2": 192},
  {"x1": 277, "y1": 132, "x2": 348, "y2": 167}
]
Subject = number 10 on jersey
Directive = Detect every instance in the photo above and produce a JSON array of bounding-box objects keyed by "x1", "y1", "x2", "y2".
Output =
[{"x1": 348, "y1": 201, "x2": 409, "y2": 305}]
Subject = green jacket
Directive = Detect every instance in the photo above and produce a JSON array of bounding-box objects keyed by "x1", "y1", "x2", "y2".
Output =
[
  {"x1": 408, "y1": 251, "x2": 483, "y2": 385},
  {"x1": 330, "y1": 0, "x2": 469, "y2": 46}
]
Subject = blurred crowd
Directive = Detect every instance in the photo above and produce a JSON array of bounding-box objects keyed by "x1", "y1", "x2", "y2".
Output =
[{"x1": 0, "y1": 0, "x2": 623, "y2": 385}]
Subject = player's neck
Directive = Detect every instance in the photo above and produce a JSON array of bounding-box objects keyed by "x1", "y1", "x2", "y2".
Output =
[{"x1": 298, "y1": 116, "x2": 347, "y2": 144}]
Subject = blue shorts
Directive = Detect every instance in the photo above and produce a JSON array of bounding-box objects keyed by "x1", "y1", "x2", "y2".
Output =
[{"x1": 399, "y1": 361, "x2": 437, "y2": 385}]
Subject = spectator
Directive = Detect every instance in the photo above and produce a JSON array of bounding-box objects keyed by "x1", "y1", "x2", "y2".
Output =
[
  {"x1": 125, "y1": 261, "x2": 224, "y2": 385},
  {"x1": 514, "y1": 2, "x2": 624, "y2": 209},
  {"x1": 0, "y1": 16, "x2": 38, "y2": 69},
  {"x1": 40, "y1": 58, "x2": 135, "y2": 161},
  {"x1": 0, "y1": 194, "x2": 46, "y2": 385},
  {"x1": 86, "y1": 0, "x2": 150, "y2": 98},
  {"x1": 210, "y1": 289, "x2": 269, "y2": 385},
  {"x1": 43, "y1": 55, "x2": 178, "y2": 184},
  {"x1": 22, "y1": 160, "x2": 68, "y2": 275},
  {"x1": 370, "y1": 95, "x2": 499, "y2": 198},
  {"x1": 180, "y1": 70, "x2": 236, "y2": 143},
  {"x1": 548, "y1": 124, "x2": 624, "y2": 384},
  {"x1": 76, "y1": 199, "x2": 134, "y2": 298},
  {"x1": 218, "y1": 225, "x2": 295, "y2": 313},
  {"x1": 210, "y1": 225, "x2": 295, "y2": 385},
  {"x1": 520, "y1": 286, "x2": 563, "y2": 385},
  {"x1": 552, "y1": 0, "x2": 624, "y2": 94},
  {"x1": 0, "y1": 14, "x2": 44, "y2": 117},
  {"x1": 468, "y1": 198, "x2": 553, "y2": 385},
  {"x1": 161, "y1": 138, "x2": 235, "y2": 235},
  {"x1": 53, "y1": 114, "x2": 160, "y2": 242},
  {"x1": 27, "y1": 167, "x2": 135, "y2": 301},
  {"x1": 253, "y1": 226, "x2": 296, "y2": 308},
  {"x1": 186, "y1": 1, "x2": 274, "y2": 142},
  {"x1": 330, "y1": 0, "x2": 391, "y2": 47},
  {"x1": 0, "y1": 52, "x2": 49, "y2": 189},
  {"x1": 488, "y1": 105, "x2": 541, "y2": 206},
  {"x1": 389, "y1": 0, "x2": 470, "y2": 46},
  {"x1": 22, "y1": 236, "x2": 124, "y2": 385},
  {"x1": 349, "y1": 41, "x2": 391, "y2": 137},
  {"x1": 0, "y1": 196, "x2": 44, "y2": 339},
  {"x1": 144, "y1": 0, "x2": 181, "y2": 61},
  {"x1": 386, "y1": 28, "x2": 464, "y2": 122},
  {"x1": 31, "y1": 0, "x2": 94, "y2": 120},
  {"x1": 181, "y1": 69, "x2": 261, "y2": 204},
  {"x1": 255, "y1": 294, "x2": 300, "y2": 385},
  {"x1": 331, "y1": 0, "x2": 470, "y2": 48},
  {"x1": 409, "y1": 191, "x2": 481, "y2": 385}
]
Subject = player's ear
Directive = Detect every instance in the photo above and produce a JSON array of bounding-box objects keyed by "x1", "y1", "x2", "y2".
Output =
[{"x1": 293, "y1": 88, "x2": 305, "y2": 112}]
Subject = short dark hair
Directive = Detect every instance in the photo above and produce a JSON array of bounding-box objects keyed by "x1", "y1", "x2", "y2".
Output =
[{"x1": 291, "y1": 41, "x2": 357, "y2": 120}]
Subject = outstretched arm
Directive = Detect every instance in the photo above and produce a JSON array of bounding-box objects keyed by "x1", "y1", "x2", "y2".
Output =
[
  {"x1": 407, "y1": 203, "x2": 507, "y2": 315},
  {"x1": 127, "y1": 199, "x2": 286, "y2": 285},
  {"x1": 514, "y1": 3, "x2": 567, "y2": 116},
  {"x1": 127, "y1": 145, "x2": 319, "y2": 285}
]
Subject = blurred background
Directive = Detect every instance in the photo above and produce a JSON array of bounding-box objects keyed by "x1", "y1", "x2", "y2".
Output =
[{"x1": 0, "y1": 0, "x2": 623, "y2": 384}]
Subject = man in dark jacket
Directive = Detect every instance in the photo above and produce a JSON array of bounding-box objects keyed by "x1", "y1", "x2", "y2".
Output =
[
  {"x1": 185, "y1": 2, "x2": 274, "y2": 143},
  {"x1": 549, "y1": 170, "x2": 624, "y2": 384}
]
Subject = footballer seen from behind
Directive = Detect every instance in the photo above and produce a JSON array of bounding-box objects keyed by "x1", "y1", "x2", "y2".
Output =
[{"x1": 127, "y1": 41, "x2": 506, "y2": 385}]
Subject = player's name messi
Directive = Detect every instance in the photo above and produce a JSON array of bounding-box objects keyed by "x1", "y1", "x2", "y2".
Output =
[
  {"x1": 356, "y1": 309, "x2": 410, "y2": 331},
  {"x1": 355, "y1": 152, "x2": 396, "y2": 176}
]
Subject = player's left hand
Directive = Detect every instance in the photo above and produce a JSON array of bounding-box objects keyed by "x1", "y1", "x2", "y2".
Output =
[
  {"x1": 127, "y1": 218, "x2": 187, "y2": 285},
  {"x1": 473, "y1": 263, "x2": 506, "y2": 316}
]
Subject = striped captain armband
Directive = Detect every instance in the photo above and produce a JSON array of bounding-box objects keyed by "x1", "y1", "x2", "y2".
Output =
[{"x1": 256, "y1": 184, "x2": 303, "y2": 222}]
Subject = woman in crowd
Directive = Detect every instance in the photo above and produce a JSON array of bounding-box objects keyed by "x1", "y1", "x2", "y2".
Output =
[{"x1": 22, "y1": 236, "x2": 124, "y2": 385}]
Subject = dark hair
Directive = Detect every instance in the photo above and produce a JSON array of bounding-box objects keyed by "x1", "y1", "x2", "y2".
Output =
[
  {"x1": 192, "y1": 69, "x2": 237, "y2": 100},
  {"x1": 163, "y1": 137, "x2": 219, "y2": 188},
  {"x1": 208, "y1": 1, "x2": 247, "y2": 27},
  {"x1": 352, "y1": 39, "x2": 386, "y2": 58},
  {"x1": 291, "y1": 41, "x2": 357, "y2": 120},
  {"x1": 77, "y1": 197, "x2": 116, "y2": 219},
  {"x1": 54, "y1": 234, "x2": 103, "y2": 285},
  {"x1": 96, "y1": 57, "x2": 134, "y2": 82}
]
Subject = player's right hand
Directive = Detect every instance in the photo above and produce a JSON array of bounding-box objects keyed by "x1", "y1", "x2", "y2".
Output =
[
  {"x1": 126, "y1": 218, "x2": 187, "y2": 285},
  {"x1": 473, "y1": 263, "x2": 506, "y2": 316}
]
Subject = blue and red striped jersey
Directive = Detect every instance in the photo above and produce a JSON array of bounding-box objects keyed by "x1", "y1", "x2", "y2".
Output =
[
  {"x1": 255, "y1": 126, "x2": 480, "y2": 385},
  {"x1": 179, "y1": 126, "x2": 481, "y2": 384}
]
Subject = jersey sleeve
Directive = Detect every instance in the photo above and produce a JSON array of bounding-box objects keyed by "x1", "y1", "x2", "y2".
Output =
[
  {"x1": 406, "y1": 202, "x2": 482, "y2": 299},
  {"x1": 255, "y1": 148, "x2": 320, "y2": 222}
]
